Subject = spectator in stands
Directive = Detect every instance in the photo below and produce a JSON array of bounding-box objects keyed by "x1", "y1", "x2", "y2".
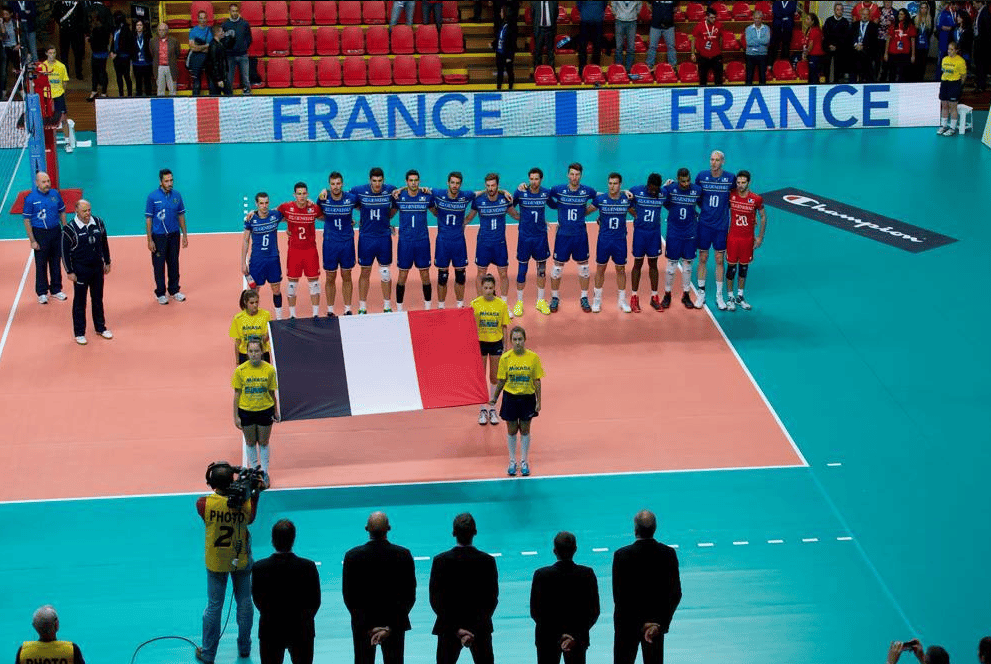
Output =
[
  {"x1": 495, "y1": 5, "x2": 518, "y2": 89},
  {"x1": 53, "y1": 1, "x2": 86, "y2": 80},
  {"x1": 0, "y1": 6, "x2": 19, "y2": 99},
  {"x1": 14, "y1": 606, "x2": 86, "y2": 664},
  {"x1": 62, "y1": 199, "x2": 112, "y2": 346},
  {"x1": 423, "y1": 0, "x2": 444, "y2": 31},
  {"x1": 841, "y1": 0, "x2": 857, "y2": 21},
  {"x1": 13, "y1": 1, "x2": 37, "y2": 65},
  {"x1": 770, "y1": 0, "x2": 798, "y2": 62},
  {"x1": 110, "y1": 12, "x2": 132, "y2": 97},
  {"x1": 850, "y1": 7, "x2": 880, "y2": 80},
  {"x1": 823, "y1": 3, "x2": 850, "y2": 82},
  {"x1": 913, "y1": 2, "x2": 934, "y2": 80},
  {"x1": 886, "y1": 639, "x2": 948, "y2": 664},
  {"x1": 577, "y1": 1, "x2": 607, "y2": 76},
  {"x1": 876, "y1": 0, "x2": 897, "y2": 78},
  {"x1": 132, "y1": 19, "x2": 153, "y2": 96},
  {"x1": 645, "y1": 1, "x2": 677, "y2": 69},
  {"x1": 223, "y1": 3, "x2": 253, "y2": 96},
  {"x1": 207, "y1": 24, "x2": 228, "y2": 96},
  {"x1": 39, "y1": 46, "x2": 75, "y2": 153},
  {"x1": 154, "y1": 22, "x2": 180, "y2": 96},
  {"x1": 87, "y1": 13, "x2": 111, "y2": 101},
  {"x1": 802, "y1": 12, "x2": 825, "y2": 82},
  {"x1": 613, "y1": 1, "x2": 643, "y2": 71},
  {"x1": 529, "y1": 531, "x2": 600, "y2": 664},
  {"x1": 938, "y1": 1, "x2": 957, "y2": 62},
  {"x1": 391, "y1": 1, "x2": 417, "y2": 28},
  {"x1": 531, "y1": 0, "x2": 558, "y2": 69},
  {"x1": 980, "y1": 636, "x2": 991, "y2": 663},
  {"x1": 744, "y1": 10, "x2": 771, "y2": 84},
  {"x1": 188, "y1": 10, "x2": 211, "y2": 96},
  {"x1": 884, "y1": 8, "x2": 916, "y2": 81},
  {"x1": 954, "y1": 9, "x2": 974, "y2": 63},
  {"x1": 342, "y1": 512, "x2": 416, "y2": 664},
  {"x1": 23, "y1": 171, "x2": 66, "y2": 305},
  {"x1": 853, "y1": 0, "x2": 881, "y2": 22},
  {"x1": 474, "y1": 1, "x2": 485, "y2": 21},
  {"x1": 976, "y1": 0, "x2": 989, "y2": 91},
  {"x1": 691, "y1": 6, "x2": 724, "y2": 86}
]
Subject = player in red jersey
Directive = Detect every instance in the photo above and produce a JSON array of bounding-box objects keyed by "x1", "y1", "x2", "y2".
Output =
[
  {"x1": 277, "y1": 182, "x2": 323, "y2": 318},
  {"x1": 725, "y1": 171, "x2": 767, "y2": 311}
]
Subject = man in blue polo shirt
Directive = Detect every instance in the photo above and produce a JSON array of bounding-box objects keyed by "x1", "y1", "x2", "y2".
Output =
[
  {"x1": 22, "y1": 171, "x2": 66, "y2": 304},
  {"x1": 145, "y1": 168, "x2": 188, "y2": 304}
]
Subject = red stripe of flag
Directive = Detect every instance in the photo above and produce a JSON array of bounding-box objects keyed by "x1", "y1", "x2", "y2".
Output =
[
  {"x1": 598, "y1": 89, "x2": 620, "y2": 135},
  {"x1": 197, "y1": 97, "x2": 220, "y2": 143},
  {"x1": 407, "y1": 309, "x2": 489, "y2": 409}
]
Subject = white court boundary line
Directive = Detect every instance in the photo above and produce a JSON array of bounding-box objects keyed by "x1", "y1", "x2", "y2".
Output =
[{"x1": 0, "y1": 251, "x2": 33, "y2": 367}]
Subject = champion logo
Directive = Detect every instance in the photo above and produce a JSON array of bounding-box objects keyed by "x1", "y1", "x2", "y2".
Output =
[{"x1": 782, "y1": 195, "x2": 923, "y2": 243}]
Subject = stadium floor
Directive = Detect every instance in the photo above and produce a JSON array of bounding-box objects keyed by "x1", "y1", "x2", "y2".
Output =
[{"x1": 1, "y1": 124, "x2": 989, "y2": 664}]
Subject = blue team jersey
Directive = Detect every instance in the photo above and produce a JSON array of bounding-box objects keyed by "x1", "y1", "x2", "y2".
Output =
[
  {"x1": 350, "y1": 184, "x2": 396, "y2": 237},
  {"x1": 394, "y1": 190, "x2": 432, "y2": 241},
  {"x1": 245, "y1": 210, "x2": 282, "y2": 260},
  {"x1": 591, "y1": 193, "x2": 633, "y2": 240},
  {"x1": 549, "y1": 184, "x2": 597, "y2": 236},
  {"x1": 22, "y1": 187, "x2": 65, "y2": 230},
  {"x1": 432, "y1": 190, "x2": 475, "y2": 241},
  {"x1": 145, "y1": 186, "x2": 186, "y2": 235},
  {"x1": 513, "y1": 187, "x2": 555, "y2": 239},
  {"x1": 319, "y1": 193, "x2": 359, "y2": 242},
  {"x1": 472, "y1": 194, "x2": 512, "y2": 244},
  {"x1": 628, "y1": 185, "x2": 666, "y2": 232},
  {"x1": 662, "y1": 182, "x2": 703, "y2": 238},
  {"x1": 695, "y1": 170, "x2": 736, "y2": 229}
]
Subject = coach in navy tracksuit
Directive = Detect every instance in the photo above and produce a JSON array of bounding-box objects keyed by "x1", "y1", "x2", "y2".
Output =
[
  {"x1": 22, "y1": 171, "x2": 66, "y2": 304},
  {"x1": 62, "y1": 199, "x2": 111, "y2": 344}
]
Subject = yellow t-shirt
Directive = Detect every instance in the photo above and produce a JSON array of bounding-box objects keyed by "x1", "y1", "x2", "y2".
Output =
[
  {"x1": 39, "y1": 60, "x2": 69, "y2": 97},
  {"x1": 232, "y1": 361, "x2": 278, "y2": 411},
  {"x1": 497, "y1": 349, "x2": 544, "y2": 395},
  {"x1": 229, "y1": 309, "x2": 272, "y2": 353},
  {"x1": 471, "y1": 296, "x2": 510, "y2": 343},
  {"x1": 940, "y1": 55, "x2": 967, "y2": 81}
]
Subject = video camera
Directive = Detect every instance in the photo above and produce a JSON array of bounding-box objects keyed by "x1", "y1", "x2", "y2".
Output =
[{"x1": 205, "y1": 462, "x2": 264, "y2": 509}]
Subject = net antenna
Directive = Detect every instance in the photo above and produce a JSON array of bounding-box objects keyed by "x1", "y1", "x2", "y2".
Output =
[{"x1": 0, "y1": 64, "x2": 31, "y2": 214}]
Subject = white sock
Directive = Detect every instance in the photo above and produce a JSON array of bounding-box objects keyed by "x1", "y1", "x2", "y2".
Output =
[
  {"x1": 424, "y1": 300, "x2": 432, "y2": 310},
  {"x1": 383, "y1": 299, "x2": 392, "y2": 310},
  {"x1": 275, "y1": 307, "x2": 283, "y2": 320},
  {"x1": 665, "y1": 261, "x2": 677, "y2": 290},
  {"x1": 258, "y1": 444, "x2": 270, "y2": 474},
  {"x1": 593, "y1": 288, "x2": 602, "y2": 300},
  {"x1": 581, "y1": 289, "x2": 588, "y2": 299},
  {"x1": 245, "y1": 443, "x2": 259, "y2": 468},
  {"x1": 697, "y1": 279, "x2": 705, "y2": 289},
  {"x1": 289, "y1": 305, "x2": 297, "y2": 318},
  {"x1": 738, "y1": 288, "x2": 744, "y2": 297},
  {"x1": 488, "y1": 383, "x2": 497, "y2": 401},
  {"x1": 359, "y1": 300, "x2": 367, "y2": 311},
  {"x1": 397, "y1": 302, "x2": 404, "y2": 312},
  {"x1": 520, "y1": 434, "x2": 531, "y2": 462},
  {"x1": 344, "y1": 304, "x2": 351, "y2": 313},
  {"x1": 438, "y1": 301, "x2": 446, "y2": 309},
  {"x1": 507, "y1": 433, "x2": 517, "y2": 463},
  {"x1": 618, "y1": 289, "x2": 626, "y2": 302},
  {"x1": 940, "y1": 115, "x2": 949, "y2": 127},
  {"x1": 651, "y1": 290, "x2": 658, "y2": 297},
  {"x1": 716, "y1": 282, "x2": 723, "y2": 298},
  {"x1": 537, "y1": 287, "x2": 545, "y2": 301},
  {"x1": 682, "y1": 262, "x2": 693, "y2": 291},
  {"x1": 950, "y1": 118, "x2": 958, "y2": 129},
  {"x1": 552, "y1": 289, "x2": 560, "y2": 299},
  {"x1": 312, "y1": 304, "x2": 319, "y2": 316},
  {"x1": 456, "y1": 300, "x2": 464, "y2": 308}
]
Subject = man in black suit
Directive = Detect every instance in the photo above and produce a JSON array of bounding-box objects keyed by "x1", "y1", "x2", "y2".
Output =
[
  {"x1": 429, "y1": 513, "x2": 499, "y2": 664},
  {"x1": 342, "y1": 511, "x2": 417, "y2": 664},
  {"x1": 975, "y1": 0, "x2": 990, "y2": 92},
  {"x1": 529, "y1": 531, "x2": 600, "y2": 664},
  {"x1": 251, "y1": 519, "x2": 322, "y2": 664},
  {"x1": 850, "y1": 7, "x2": 879, "y2": 82},
  {"x1": 531, "y1": 1, "x2": 559, "y2": 68},
  {"x1": 612, "y1": 510, "x2": 682, "y2": 664}
]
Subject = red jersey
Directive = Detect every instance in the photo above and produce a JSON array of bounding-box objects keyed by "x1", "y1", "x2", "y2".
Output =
[
  {"x1": 853, "y1": 1, "x2": 881, "y2": 22},
  {"x1": 804, "y1": 26, "x2": 825, "y2": 56},
  {"x1": 693, "y1": 20, "x2": 723, "y2": 57},
  {"x1": 887, "y1": 24, "x2": 916, "y2": 54},
  {"x1": 727, "y1": 190, "x2": 764, "y2": 239},
  {"x1": 277, "y1": 201, "x2": 321, "y2": 251}
]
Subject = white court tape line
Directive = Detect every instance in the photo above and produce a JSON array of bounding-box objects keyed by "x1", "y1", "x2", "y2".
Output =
[
  {"x1": 413, "y1": 556, "x2": 431, "y2": 561},
  {"x1": 491, "y1": 553, "x2": 502, "y2": 557},
  {"x1": 732, "y1": 541, "x2": 750, "y2": 546},
  {"x1": 521, "y1": 551, "x2": 538, "y2": 556},
  {"x1": 592, "y1": 547, "x2": 609, "y2": 552},
  {"x1": 768, "y1": 539, "x2": 784, "y2": 544},
  {"x1": 802, "y1": 538, "x2": 820, "y2": 543},
  {"x1": 697, "y1": 542, "x2": 714, "y2": 548},
  {"x1": 827, "y1": 462, "x2": 842, "y2": 467},
  {"x1": 836, "y1": 536, "x2": 854, "y2": 541}
]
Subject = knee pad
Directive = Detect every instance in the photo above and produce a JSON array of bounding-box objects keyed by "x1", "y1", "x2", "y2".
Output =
[
  {"x1": 437, "y1": 269, "x2": 450, "y2": 286},
  {"x1": 309, "y1": 281, "x2": 321, "y2": 296},
  {"x1": 536, "y1": 261, "x2": 547, "y2": 278},
  {"x1": 379, "y1": 266, "x2": 392, "y2": 283},
  {"x1": 516, "y1": 262, "x2": 529, "y2": 284},
  {"x1": 578, "y1": 264, "x2": 590, "y2": 278},
  {"x1": 454, "y1": 269, "x2": 467, "y2": 285},
  {"x1": 287, "y1": 281, "x2": 297, "y2": 297},
  {"x1": 551, "y1": 264, "x2": 563, "y2": 280},
  {"x1": 738, "y1": 263, "x2": 749, "y2": 278},
  {"x1": 666, "y1": 260, "x2": 677, "y2": 275},
  {"x1": 726, "y1": 264, "x2": 737, "y2": 280}
]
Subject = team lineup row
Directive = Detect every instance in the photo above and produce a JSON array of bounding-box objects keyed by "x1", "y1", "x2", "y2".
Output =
[{"x1": 240, "y1": 150, "x2": 768, "y2": 318}]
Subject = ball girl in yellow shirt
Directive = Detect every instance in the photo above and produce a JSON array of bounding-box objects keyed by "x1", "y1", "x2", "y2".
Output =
[
  {"x1": 937, "y1": 40, "x2": 967, "y2": 136},
  {"x1": 229, "y1": 288, "x2": 271, "y2": 364},
  {"x1": 232, "y1": 339, "x2": 279, "y2": 487},
  {"x1": 490, "y1": 325, "x2": 544, "y2": 477}
]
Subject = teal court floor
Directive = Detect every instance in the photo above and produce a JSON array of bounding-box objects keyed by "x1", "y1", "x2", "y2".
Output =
[{"x1": 1, "y1": 118, "x2": 989, "y2": 663}]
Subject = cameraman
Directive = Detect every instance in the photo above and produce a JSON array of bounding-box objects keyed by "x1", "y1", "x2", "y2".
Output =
[{"x1": 196, "y1": 462, "x2": 260, "y2": 664}]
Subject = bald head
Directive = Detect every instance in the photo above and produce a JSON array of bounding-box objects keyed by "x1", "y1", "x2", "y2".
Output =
[
  {"x1": 35, "y1": 171, "x2": 51, "y2": 193},
  {"x1": 32, "y1": 605, "x2": 58, "y2": 640},
  {"x1": 75, "y1": 199, "x2": 92, "y2": 222},
  {"x1": 366, "y1": 511, "x2": 390, "y2": 539},
  {"x1": 634, "y1": 510, "x2": 657, "y2": 539}
]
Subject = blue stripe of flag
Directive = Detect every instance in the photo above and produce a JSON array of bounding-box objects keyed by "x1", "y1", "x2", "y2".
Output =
[
  {"x1": 151, "y1": 98, "x2": 176, "y2": 144},
  {"x1": 555, "y1": 90, "x2": 577, "y2": 136}
]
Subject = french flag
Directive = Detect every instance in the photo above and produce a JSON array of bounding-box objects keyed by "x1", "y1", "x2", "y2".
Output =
[{"x1": 269, "y1": 309, "x2": 489, "y2": 421}]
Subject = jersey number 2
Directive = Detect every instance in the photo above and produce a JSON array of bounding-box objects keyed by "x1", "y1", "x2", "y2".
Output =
[{"x1": 214, "y1": 525, "x2": 234, "y2": 548}]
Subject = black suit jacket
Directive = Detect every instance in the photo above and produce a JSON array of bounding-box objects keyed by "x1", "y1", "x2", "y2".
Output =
[
  {"x1": 850, "y1": 20, "x2": 879, "y2": 53},
  {"x1": 342, "y1": 538, "x2": 417, "y2": 632},
  {"x1": 251, "y1": 552, "x2": 321, "y2": 641},
  {"x1": 977, "y1": 7, "x2": 990, "y2": 49},
  {"x1": 611, "y1": 538, "x2": 681, "y2": 634},
  {"x1": 530, "y1": 1, "x2": 558, "y2": 29},
  {"x1": 530, "y1": 560, "x2": 600, "y2": 647},
  {"x1": 429, "y1": 545, "x2": 499, "y2": 636}
]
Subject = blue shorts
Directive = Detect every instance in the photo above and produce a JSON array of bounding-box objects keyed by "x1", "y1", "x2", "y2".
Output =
[
  {"x1": 248, "y1": 257, "x2": 282, "y2": 286},
  {"x1": 434, "y1": 236, "x2": 469, "y2": 269},
  {"x1": 357, "y1": 234, "x2": 392, "y2": 267},
  {"x1": 516, "y1": 233, "x2": 551, "y2": 263},
  {"x1": 596, "y1": 236, "x2": 628, "y2": 266},
  {"x1": 322, "y1": 237, "x2": 356, "y2": 271},
  {"x1": 553, "y1": 231, "x2": 590, "y2": 263},
  {"x1": 476, "y1": 240, "x2": 509, "y2": 268},
  {"x1": 696, "y1": 224, "x2": 728, "y2": 252},
  {"x1": 632, "y1": 228, "x2": 662, "y2": 258},
  {"x1": 665, "y1": 235, "x2": 697, "y2": 261},
  {"x1": 398, "y1": 236, "x2": 432, "y2": 270}
]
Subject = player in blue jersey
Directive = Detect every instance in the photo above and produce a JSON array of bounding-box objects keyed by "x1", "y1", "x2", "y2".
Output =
[
  {"x1": 590, "y1": 173, "x2": 634, "y2": 314},
  {"x1": 661, "y1": 167, "x2": 704, "y2": 310},
  {"x1": 695, "y1": 150, "x2": 736, "y2": 310},
  {"x1": 392, "y1": 169, "x2": 434, "y2": 311},
  {"x1": 348, "y1": 167, "x2": 397, "y2": 314},
  {"x1": 431, "y1": 171, "x2": 475, "y2": 309},
  {"x1": 547, "y1": 162, "x2": 597, "y2": 313},
  {"x1": 511, "y1": 167, "x2": 556, "y2": 317},
  {"x1": 628, "y1": 173, "x2": 666, "y2": 313},
  {"x1": 241, "y1": 192, "x2": 284, "y2": 319},
  {"x1": 318, "y1": 172, "x2": 359, "y2": 316},
  {"x1": 467, "y1": 173, "x2": 519, "y2": 304}
]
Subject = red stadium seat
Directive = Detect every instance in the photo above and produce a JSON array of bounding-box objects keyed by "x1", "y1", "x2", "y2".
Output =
[
  {"x1": 733, "y1": 1, "x2": 753, "y2": 20},
  {"x1": 790, "y1": 27, "x2": 804, "y2": 51},
  {"x1": 606, "y1": 63, "x2": 631, "y2": 84},
  {"x1": 440, "y1": 24, "x2": 464, "y2": 53},
  {"x1": 604, "y1": 5, "x2": 615, "y2": 21},
  {"x1": 686, "y1": 2, "x2": 706, "y2": 21},
  {"x1": 392, "y1": 25, "x2": 415, "y2": 53},
  {"x1": 415, "y1": 25, "x2": 440, "y2": 53},
  {"x1": 677, "y1": 61, "x2": 699, "y2": 82},
  {"x1": 555, "y1": 34, "x2": 576, "y2": 54},
  {"x1": 534, "y1": 64, "x2": 558, "y2": 85},
  {"x1": 363, "y1": 1, "x2": 387, "y2": 24},
  {"x1": 341, "y1": 26, "x2": 365, "y2": 55},
  {"x1": 292, "y1": 58, "x2": 316, "y2": 87},
  {"x1": 796, "y1": 59, "x2": 810, "y2": 80},
  {"x1": 630, "y1": 62, "x2": 654, "y2": 82},
  {"x1": 570, "y1": 5, "x2": 581, "y2": 22},
  {"x1": 343, "y1": 56, "x2": 367, "y2": 85},
  {"x1": 368, "y1": 56, "x2": 392, "y2": 85},
  {"x1": 316, "y1": 26, "x2": 340, "y2": 55},
  {"x1": 393, "y1": 55, "x2": 418, "y2": 84},
  {"x1": 721, "y1": 32, "x2": 740, "y2": 51},
  {"x1": 635, "y1": 34, "x2": 646, "y2": 52},
  {"x1": 443, "y1": 71, "x2": 469, "y2": 84},
  {"x1": 248, "y1": 27, "x2": 265, "y2": 57},
  {"x1": 366, "y1": 25, "x2": 390, "y2": 54},
  {"x1": 265, "y1": 1, "x2": 288, "y2": 26},
  {"x1": 391, "y1": 1, "x2": 416, "y2": 24},
  {"x1": 712, "y1": 2, "x2": 732, "y2": 21},
  {"x1": 189, "y1": 1, "x2": 214, "y2": 26},
  {"x1": 442, "y1": 1, "x2": 460, "y2": 22},
  {"x1": 290, "y1": 1, "x2": 313, "y2": 25},
  {"x1": 418, "y1": 54, "x2": 443, "y2": 84},
  {"x1": 582, "y1": 64, "x2": 606, "y2": 84},
  {"x1": 338, "y1": 1, "x2": 362, "y2": 25},
  {"x1": 318, "y1": 57, "x2": 342, "y2": 86},
  {"x1": 655, "y1": 63, "x2": 678, "y2": 82},
  {"x1": 558, "y1": 4, "x2": 570, "y2": 23},
  {"x1": 558, "y1": 64, "x2": 581, "y2": 84},
  {"x1": 314, "y1": 1, "x2": 338, "y2": 25},
  {"x1": 176, "y1": 56, "x2": 190, "y2": 89},
  {"x1": 674, "y1": 8, "x2": 686, "y2": 21},
  {"x1": 725, "y1": 59, "x2": 746, "y2": 81},
  {"x1": 639, "y1": 3, "x2": 652, "y2": 22},
  {"x1": 291, "y1": 27, "x2": 315, "y2": 56},
  {"x1": 240, "y1": 1, "x2": 263, "y2": 24},
  {"x1": 755, "y1": 1, "x2": 773, "y2": 17},
  {"x1": 675, "y1": 31, "x2": 691, "y2": 51},
  {"x1": 266, "y1": 28, "x2": 290, "y2": 56},
  {"x1": 772, "y1": 58, "x2": 796, "y2": 79},
  {"x1": 266, "y1": 58, "x2": 291, "y2": 87}
]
